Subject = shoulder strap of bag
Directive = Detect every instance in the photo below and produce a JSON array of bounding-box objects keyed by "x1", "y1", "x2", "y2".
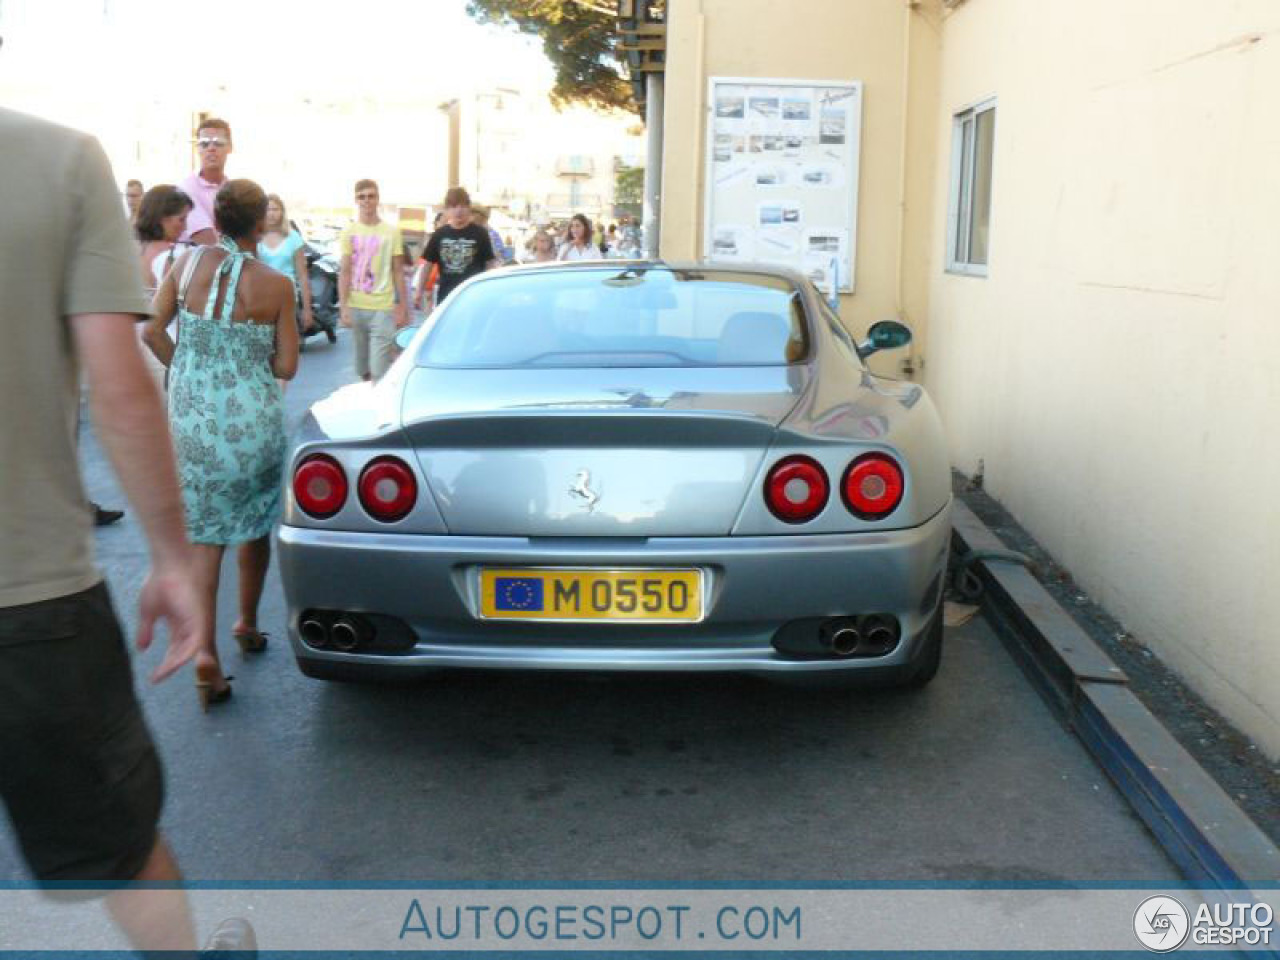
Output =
[{"x1": 176, "y1": 245, "x2": 206, "y2": 309}]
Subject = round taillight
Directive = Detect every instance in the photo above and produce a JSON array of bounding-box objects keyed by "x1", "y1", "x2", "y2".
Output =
[
  {"x1": 842, "y1": 453, "x2": 904, "y2": 520},
  {"x1": 358, "y1": 456, "x2": 417, "y2": 523},
  {"x1": 293, "y1": 455, "x2": 347, "y2": 519},
  {"x1": 764, "y1": 455, "x2": 829, "y2": 523}
]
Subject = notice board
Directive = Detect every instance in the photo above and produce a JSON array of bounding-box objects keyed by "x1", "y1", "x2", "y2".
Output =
[{"x1": 703, "y1": 77, "x2": 862, "y2": 294}]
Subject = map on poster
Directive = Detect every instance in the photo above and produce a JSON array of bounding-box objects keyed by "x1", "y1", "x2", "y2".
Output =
[{"x1": 704, "y1": 78, "x2": 861, "y2": 294}]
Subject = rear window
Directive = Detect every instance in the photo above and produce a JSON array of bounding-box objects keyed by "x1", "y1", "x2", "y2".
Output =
[{"x1": 417, "y1": 266, "x2": 809, "y2": 368}]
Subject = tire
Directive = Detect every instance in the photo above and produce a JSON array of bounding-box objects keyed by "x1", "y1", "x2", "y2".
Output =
[{"x1": 325, "y1": 326, "x2": 337, "y2": 344}]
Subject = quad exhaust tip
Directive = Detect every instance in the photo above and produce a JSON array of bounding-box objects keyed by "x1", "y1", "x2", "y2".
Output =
[
  {"x1": 827, "y1": 624, "x2": 861, "y2": 656},
  {"x1": 300, "y1": 618, "x2": 328, "y2": 647},
  {"x1": 818, "y1": 614, "x2": 901, "y2": 658},
  {"x1": 330, "y1": 615, "x2": 366, "y2": 651},
  {"x1": 299, "y1": 611, "x2": 376, "y2": 651}
]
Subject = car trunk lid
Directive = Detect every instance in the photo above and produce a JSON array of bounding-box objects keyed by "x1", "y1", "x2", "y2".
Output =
[{"x1": 402, "y1": 366, "x2": 808, "y2": 536}]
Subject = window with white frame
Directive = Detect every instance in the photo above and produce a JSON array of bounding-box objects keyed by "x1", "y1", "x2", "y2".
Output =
[{"x1": 947, "y1": 99, "x2": 995, "y2": 275}]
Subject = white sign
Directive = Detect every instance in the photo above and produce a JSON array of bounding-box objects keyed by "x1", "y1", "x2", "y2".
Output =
[{"x1": 704, "y1": 77, "x2": 862, "y2": 294}]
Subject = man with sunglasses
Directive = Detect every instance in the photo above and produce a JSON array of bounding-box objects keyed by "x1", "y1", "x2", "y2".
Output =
[
  {"x1": 338, "y1": 179, "x2": 409, "y2": 382},
  {"x1": 177, "y1": 118, "x2": 233, "y2": 245}
]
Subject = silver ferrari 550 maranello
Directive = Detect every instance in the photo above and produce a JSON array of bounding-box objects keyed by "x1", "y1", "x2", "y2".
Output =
[{"x1": 278, "y1": 262, "x2": 952, "y2": 685}]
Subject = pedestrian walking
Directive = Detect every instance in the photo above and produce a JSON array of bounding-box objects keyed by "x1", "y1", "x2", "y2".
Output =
[
  {"x1": 413, "y1": 211, "x2": 443, "y2": 312},
  {"x1": 558, "y1": 213, "x2": 603, "y2": 261},
  {"x1": 0, "y1": 105, "x2": 255, "y2": 955},
  {"x1": 124, "y1": 178, "x2": 144, "y2": 223},
  {"x1": 423, "y1": 186, "x2": 497, "y2": 307},
  {"x1": 178, "y1": 117, "x2": 233, "y2": 245},
  {"x1": 471, "y1": 204, "x2": 510, "y2": 263},
  {"x1": 144, "y1": 179, "x2": 299, "y2": 711},
  {"x1": 524, "y1": 228, "x2": 557, "y2": 263},
  {"x1": 258, "y1": 193, "x2": 315, "y2": 336},
  {"x1": 134, "y1": 184, "x2": 193, "y2": 392},
  {"x1": 174, "y1": 117, "x2": 271, "y2": 609},
  {"x1": 136, "y1": 185, "x2": 193, "y2": 290},
  {"x1": 337, "y1": 179, "x2": 409, "y2": 382}
]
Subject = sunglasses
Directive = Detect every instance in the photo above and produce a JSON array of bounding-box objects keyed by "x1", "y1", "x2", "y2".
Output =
[
  {"x1": 356, "y1": 192, "x2": 378, "y2": 200},
  {"x1": 195, "y1": 137, "x2": 229, "y2": 149}
]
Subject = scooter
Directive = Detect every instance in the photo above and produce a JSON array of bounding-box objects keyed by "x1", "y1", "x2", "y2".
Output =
[{"x1": 300, "y1": 241, "x2": 340, "y2": 349}]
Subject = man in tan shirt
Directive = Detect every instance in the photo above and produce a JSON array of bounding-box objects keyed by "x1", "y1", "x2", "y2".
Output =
[{"x1": 0, "y1": 106, "x2": 253, "y2": 954}]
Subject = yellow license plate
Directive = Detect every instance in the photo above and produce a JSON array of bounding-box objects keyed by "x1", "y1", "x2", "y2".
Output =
[{"x1": 480, "y1": 568, "x2": 703, "y2": 622}]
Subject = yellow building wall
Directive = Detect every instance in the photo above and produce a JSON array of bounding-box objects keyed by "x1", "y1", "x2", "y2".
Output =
[
  {"x1": 661, "y1": 0, "x2": 937, "y2": 376},
  {"x1": 663, "y1": 0, "x2": 1280, "y2": 758},
  {"x1": 923, "y1": 0, "x2": 1280, "y2": 756}
]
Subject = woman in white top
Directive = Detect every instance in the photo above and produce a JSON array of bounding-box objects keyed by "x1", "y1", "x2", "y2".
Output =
[
  {"x1": 135, "y1": 185, "x2": 193, "y2": 391},
  {"x1": 558, "y1": 213, "x2": 603, "y2": 261},
  {"x1": 136, "y1": 185, "x2": 193, "y2": 291}
]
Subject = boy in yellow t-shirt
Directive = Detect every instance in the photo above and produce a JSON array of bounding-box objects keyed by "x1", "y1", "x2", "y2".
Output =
[{"x1": 338, "y1": 179, "x2": 409, "y2": 381}]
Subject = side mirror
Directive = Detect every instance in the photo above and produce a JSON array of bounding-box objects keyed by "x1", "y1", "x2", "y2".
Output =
[
  {"x1": 857, "y1": 320, "x2": 912, "y2": 359},
  {"x1": 394, "y1": 324, "x2": 422, "y2": 352}
]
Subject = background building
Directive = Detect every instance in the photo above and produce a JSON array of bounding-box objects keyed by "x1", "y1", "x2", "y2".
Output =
[
  {"x1": 659, "y1": 0, "x2": 1280, "y2": 759},
  {"x1": 444, "y1": 88, "x2": 645, "y2": 234}
]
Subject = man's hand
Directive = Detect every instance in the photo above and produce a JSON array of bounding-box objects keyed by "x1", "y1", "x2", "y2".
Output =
[
  {"x1": 135, "y1": 562, "x2": 207, "y2": 684},
  {"x1": 70, "y1": 312, "x2": 206, "y2": 685},
  {"x1": 395, "y1": 305, "x2": 410, "y2": 329},
  {"x1": 339, "y1": 305, "x2": 352, "y2": 328},
  {"x1": 300, "y1": 304, "x2": 315, "y2": 333}
]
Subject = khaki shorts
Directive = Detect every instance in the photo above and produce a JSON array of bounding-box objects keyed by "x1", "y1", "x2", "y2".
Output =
[
  {"x1": 350, "y1": 308, "x2": 397, "y2": 381},
  {"x1": 0, "y1": 583, "x2": 163, "y2": 886}
]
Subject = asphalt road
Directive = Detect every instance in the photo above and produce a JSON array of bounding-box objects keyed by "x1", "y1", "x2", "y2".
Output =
[{"x1": 0, "y1": 329, "x2": 1181, "y2": 886}]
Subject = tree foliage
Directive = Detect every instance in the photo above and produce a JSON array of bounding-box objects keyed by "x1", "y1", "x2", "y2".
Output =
[{"x1": 466, "y1": 0, "x2": 638, "y2": 116}]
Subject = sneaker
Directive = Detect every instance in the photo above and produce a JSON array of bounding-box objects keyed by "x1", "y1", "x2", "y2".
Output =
[
  {"x1": 201, "y1": 917, "x2": 257, "y2": 956},
  {"x1": 91, "y1": 502, "x2": 124, "y2": 526}
]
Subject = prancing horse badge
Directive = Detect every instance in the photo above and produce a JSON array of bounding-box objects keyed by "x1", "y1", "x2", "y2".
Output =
[{"x1": 568, "y1": 469, "x2": 600, "y2": 512}]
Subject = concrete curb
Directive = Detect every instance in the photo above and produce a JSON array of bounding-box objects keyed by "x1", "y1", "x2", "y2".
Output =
[{"x1": 950, "y1": 499, "x2": 1280, "y2": 890}]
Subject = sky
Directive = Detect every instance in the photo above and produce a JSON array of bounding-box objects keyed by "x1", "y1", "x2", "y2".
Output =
[
  {"x1": 0, "y1": 0, "x2": 554, "y2": 100},
  {"x1": 0, "y1": 0, "x2": 559, "y2": 208}
]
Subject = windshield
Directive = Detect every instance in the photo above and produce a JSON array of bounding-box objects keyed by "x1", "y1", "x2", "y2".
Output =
[{"x1": 416, "y1": 267, "x2": 809, "y2": 368}]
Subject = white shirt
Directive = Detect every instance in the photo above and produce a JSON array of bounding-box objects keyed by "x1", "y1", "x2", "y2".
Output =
[{"x1": 558, "y1": 243, "x2": 603, "y2": 261}]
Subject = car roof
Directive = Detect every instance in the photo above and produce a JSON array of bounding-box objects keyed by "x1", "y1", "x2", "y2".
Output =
[{"x1": 476, "y1": 259, "x2": 816, "y2": 289}]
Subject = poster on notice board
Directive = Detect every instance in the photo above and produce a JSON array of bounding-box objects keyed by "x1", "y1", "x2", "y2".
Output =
[{"x1": 704, "y1": 77, "x2": 861, "y2": 294}]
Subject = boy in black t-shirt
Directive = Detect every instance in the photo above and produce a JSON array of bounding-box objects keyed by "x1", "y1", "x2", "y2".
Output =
[{"x1": 423, "y1": 186, "x2": 497, "y2": 307}]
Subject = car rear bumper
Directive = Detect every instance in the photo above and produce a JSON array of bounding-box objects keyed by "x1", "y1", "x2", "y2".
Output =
[{"x1": 277, "y1": 498, "x2": 951, "y2": 675}]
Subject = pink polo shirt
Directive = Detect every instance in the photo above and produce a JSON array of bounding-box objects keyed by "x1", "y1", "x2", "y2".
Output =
[{"x1": 177, "y1": 170, "x2": 224, "y2": 242}]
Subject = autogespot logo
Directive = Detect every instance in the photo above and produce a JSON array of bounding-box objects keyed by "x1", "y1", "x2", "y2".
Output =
[{"x1": 1134, "y1": 896, "x2": 1191, "y2": 952}]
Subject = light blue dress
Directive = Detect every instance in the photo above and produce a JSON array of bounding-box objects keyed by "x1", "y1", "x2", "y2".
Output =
[
  {"x1": 168, "y1": 240, "x2": 285, "y2": 545},
  {"x1": 256, "y1": 229, "x2": 304, "y2": 286}
]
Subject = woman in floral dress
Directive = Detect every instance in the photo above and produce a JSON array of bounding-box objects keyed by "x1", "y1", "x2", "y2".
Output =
[{"x1": 145, "y1": 180, "x2": 299, "y2": 709}]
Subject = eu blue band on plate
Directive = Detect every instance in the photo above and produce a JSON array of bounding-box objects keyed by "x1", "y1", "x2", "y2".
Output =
[{"x1": 494, "y1": 577, "x2": 545, "y2": 612}]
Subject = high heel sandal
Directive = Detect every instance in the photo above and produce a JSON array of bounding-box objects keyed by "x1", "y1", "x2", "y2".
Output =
[
  {"x1": 234, "y1": 630, "x2": 269, "y2": 654},
  {"x1": 195, "y1": 676, "x2": 233, "y2": 712}
]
